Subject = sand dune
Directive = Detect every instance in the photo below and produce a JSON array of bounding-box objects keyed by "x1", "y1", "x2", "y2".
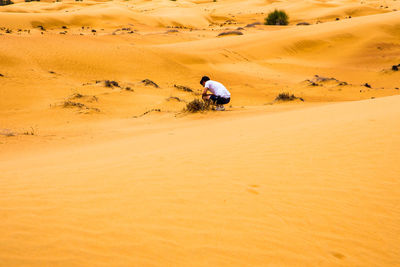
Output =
[
  {"x1": 1, "y1": 0, "x2": 400, "y2": 265},
  {"x1": 1, "y1": 96, "x2": 400, "y2": 266}
]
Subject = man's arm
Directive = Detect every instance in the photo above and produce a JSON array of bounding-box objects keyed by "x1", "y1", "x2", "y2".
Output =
[{"x1": 202, "y1": 87, "x2": 209, "y2": 96}]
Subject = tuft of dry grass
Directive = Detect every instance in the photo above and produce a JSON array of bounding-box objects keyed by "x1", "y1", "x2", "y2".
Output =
[
  {"x1": 104, "y1": 80, "x2": 120, "y2": 88},
  {"x1": 63, "y1": 101, "x2": 85, "y2": 108},
  {"x1": 23, "y1": 127, "x2": 36, "y2": 135},
  {"x1": 133, "y1": 109, "x2": 161, "y2": 118},
  {"x1": 142, "y1": 79, "x2": 159, "y2": 88},
  {"x1": 0, "y1": 129, "x2": 16, "y2": 137},
  {"x1": 166, "y1": 96, "x2": 183, "y2": 102},
  {"x1": 275, "y1": 92, "x2": 304, "y2": 102},
  {"x1": 217, "y1": 31, "x2": 243, "y2": 37},
  {"x1": 174, "y1": 84, "x2": 193, "y2": 92},
  {"x1": 185, "y1": 99, "x2": 212, "y2": 112}
]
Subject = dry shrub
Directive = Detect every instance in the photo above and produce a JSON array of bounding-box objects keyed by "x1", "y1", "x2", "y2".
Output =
[
  {"x1": 174, "y1": 84, "x2": 193, "y2": 92},
  {"x1": 105, "y1": 80, "x2": 119, "y2": 88},
  {"x1": 217, "y1": 31, "x2": 243, "y2": 37},
  {"x1": 133, "y1": 109, "x2": 161, "y2": 118},
  {"x1": 185, "y1": 99, "x2": 212, "y2": 112},
  {"x1": 297, "y1": 22, "x2": 310, "y2": 26},
  {"x1": 166, "y1": 96, "x2": 183, "y2": 102},
  {"x1": 0, "y1": 0, "x2": 14, "y2": 5},
  {"x1": 63, "y1": 101, "x2": 85, "y2": 108},
  {"x1": 275, "y1": 92, "x2": 304, "y2": 102},
  {"x1": 245, "y1": 22, "x2": 261, "y2": 28},
  {"x1": 142, "y1": 79, "x2": 159, "y2": 88}
]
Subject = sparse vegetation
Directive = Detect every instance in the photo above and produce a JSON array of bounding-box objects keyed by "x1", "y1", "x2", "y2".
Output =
[
  {"x1": 23, "y1": 127, "x2": 36, "y2": 135},
  {"x1": 185, "y1": 99, "x2": 212, "y2": 112},
  {"x1": 245, "y1": 22, "x2": 261, "y2": 28},
  {"x1": 217, "y1": 31, "x2": 243, "y2": 37},
  {"x1": 142, "y1": 79, "x2": 159, "y2": 88},
  {"x1": 166, "y1": 96, "x2": 183, "y2": 102},
  {"x1": 104, "y1": 80, "x2": 119, "y2": 87},
  {"x1": 297, "y1": 22, "x2": 310, "y2": 26},
  {"x1": 265, "y1": 10, "x2": 289, "y2": 25},
  {"x1": 68, "y1": 93, "x2": 98, "y2": 102},
  {"x1": 275, "y1": 92, "x2": 304, "y2": 102},
  {"x1": 62, "y1": 100, "x2": 100, "y2": 113},
  {"x1": 133, "y1": 109, "x2": 161, "y2": 118},
  {"x1": 305, "y1": 75, "x2": 348, "y2": 87},
  {"x1": 0, "y1": 0, "x2": 14, "y2": 5},
  {"x1": 174, "y1": 84, "x2": 193, "y2": 92},
  {"x1": 364, "y1": 83, "x2": 371, "y2": 88},
  {"x1": 0, "y1": 129, "x2": 16, "y2": 137},
  {"x1": 63, "y1": 100, "x2": 85, "y2": 108}
]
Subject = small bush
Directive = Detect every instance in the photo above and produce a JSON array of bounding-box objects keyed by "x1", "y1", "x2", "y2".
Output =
[
  {"x1": 0, "y1": 0, "x2": 14, "y2": 5},
  {"x1": 166, "y1": 96, "x2": 183, "y2": 102},
  {"x1": 245, "y1": 22, "x2": 261, "y2": 28},
  {"x1": 217, "y1": 31, "x2": 243, "y2": 37},
  {"x1": 104, "y1": 80, "x2": 119, "y2": 87},
  {"x1": 63, "y1": 101, "x2": 85, "y2": 108},
  {"x1": 185, "y1": 99, "x2": 212, "y2": 112},
  {"x1": 265, "y1": 10, "x2": 289, "y2": 25},
  {"x1": 142, "y1": 79, "x2": 159, "y2": 88},
  {"x1": 174, "y1": 84, "x2": 193, "y2": 92},
  {"x1": 275, "y1": 92, "x2": 304, "y2": 102}
]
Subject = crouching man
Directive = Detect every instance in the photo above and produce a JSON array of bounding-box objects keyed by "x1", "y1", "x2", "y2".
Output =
[{"x1": 200, "y1": 76, "x2": 231, "y2": 111}]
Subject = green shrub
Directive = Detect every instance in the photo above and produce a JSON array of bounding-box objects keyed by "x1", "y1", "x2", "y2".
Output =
[{"x1": 265, "y1": 9, "x2": 289, "y2": 25}]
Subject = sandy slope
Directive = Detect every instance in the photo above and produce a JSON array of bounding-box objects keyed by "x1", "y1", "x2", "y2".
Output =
[
  {"x1": 1, "y1": 96, "x2": 400, "y2": 266},
  {"x1": 1, "y1": 0, "x2": 400, "y2": 265}
]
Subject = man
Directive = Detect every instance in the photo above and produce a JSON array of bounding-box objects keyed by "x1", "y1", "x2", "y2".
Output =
[{"x1": 200, "y1": 76, "x2": 231, "y2": 111}]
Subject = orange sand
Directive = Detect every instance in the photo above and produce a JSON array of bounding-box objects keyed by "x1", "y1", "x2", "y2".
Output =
[{"x1": 1, "y1": 0, "x2": 399, "y2": 265}]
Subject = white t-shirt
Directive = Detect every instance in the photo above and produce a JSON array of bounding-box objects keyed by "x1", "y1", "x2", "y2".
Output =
[{"x1": 205, "y1": 80, "x2": 231, "y2": 98}]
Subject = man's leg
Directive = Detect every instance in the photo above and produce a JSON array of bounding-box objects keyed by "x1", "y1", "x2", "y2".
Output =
[
  {"x1": 215, "y1": 97, "x2": 230, "y2": 111},
  {"x1": 202, "y1": 94, "x2": 211, "y2": 101}
]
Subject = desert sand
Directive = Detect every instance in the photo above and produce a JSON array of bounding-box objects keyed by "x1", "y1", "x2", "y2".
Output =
[{"x1": 1, "y1": 0, "x2": 400, "y2": 265}]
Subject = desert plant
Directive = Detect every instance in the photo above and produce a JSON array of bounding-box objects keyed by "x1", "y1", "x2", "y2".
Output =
[
  {"x1": 185, "y1": 99, "x2": 212, "y2": 112},
  {"x1": 174, "y1": 84, "x2": 193, "y2": 92},
  {"x1": 104, "y1": 80, "x2": 119, "y2": 87},
  {"x1": 23, "y1": 127, "x2": 36, "y2": 135},
  {"x1": 142, "y1": 79, "x2": 159, "y2": 88},
  {"x1": 265, "y1": 10, "x2": 289, "y2": 25},
  {"x1": 0, "y1": 0, "x2": 14, "y2": 5},
  {"x1": 217, "y1": 31, "x2": 243, "y2": 37},
  {"x1": 275, "y1": 92, "x2": 304, "y2": 102}
]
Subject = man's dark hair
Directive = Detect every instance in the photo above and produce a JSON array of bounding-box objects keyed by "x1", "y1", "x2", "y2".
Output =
[{"x1": 200, "y1": 76, "x2": 210, "y2": 85}]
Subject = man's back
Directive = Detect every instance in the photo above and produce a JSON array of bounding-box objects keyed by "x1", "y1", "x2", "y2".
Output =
[{"x1": 205, "y1": 80, "x2": 231, "y2": 98}]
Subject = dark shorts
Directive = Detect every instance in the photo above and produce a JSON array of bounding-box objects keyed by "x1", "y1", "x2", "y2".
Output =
[{"x1": 210, "y1": 95, "x2": 230, "y2": 105}]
